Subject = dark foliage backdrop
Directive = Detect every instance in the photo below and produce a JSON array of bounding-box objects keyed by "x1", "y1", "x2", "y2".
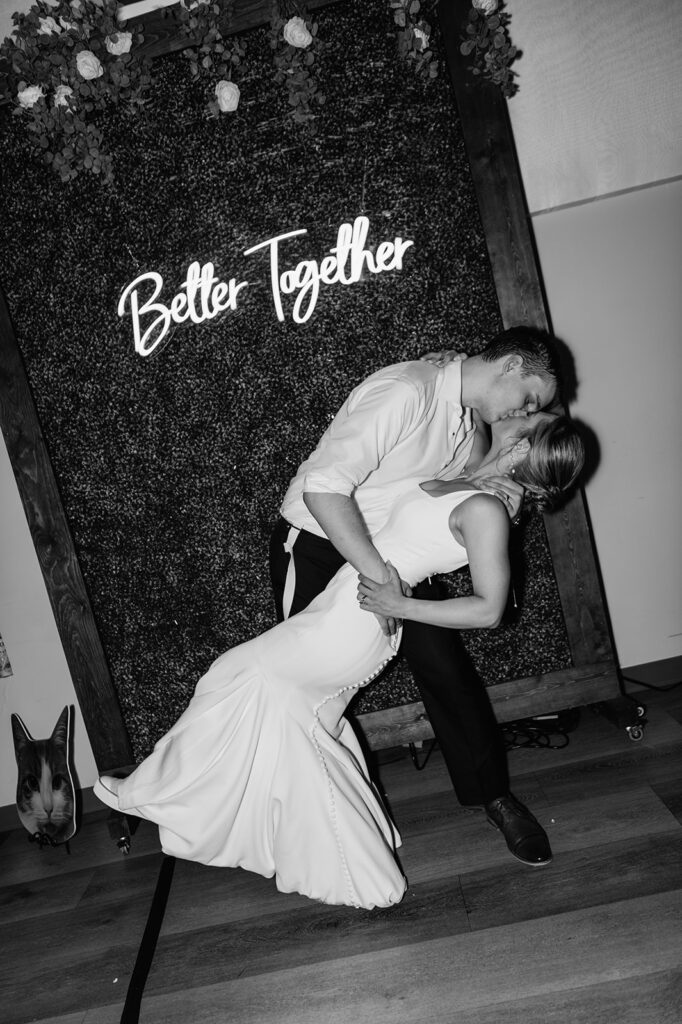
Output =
[{"x1": 0, "y1": 0, "x2": 571, "y2": 760}]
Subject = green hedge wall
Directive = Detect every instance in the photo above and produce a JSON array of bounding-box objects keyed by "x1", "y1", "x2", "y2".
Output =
[{"x1": 0, "y1": 0, "x2": 571, "y2": 760}]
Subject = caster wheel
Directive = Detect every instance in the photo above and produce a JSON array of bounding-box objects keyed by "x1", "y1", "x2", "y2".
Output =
[{"x1": 626, "y1": 724, "x2": 644, "y2": 742}]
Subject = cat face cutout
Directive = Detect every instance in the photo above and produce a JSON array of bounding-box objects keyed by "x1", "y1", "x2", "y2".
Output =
[{"x1": 11, "y1": 706, "x2": 77, "y2": 845}]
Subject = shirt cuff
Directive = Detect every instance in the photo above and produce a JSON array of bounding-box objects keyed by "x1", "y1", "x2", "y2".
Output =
[{"x1": 301, "y1": 471, "x2": 355, "y2": 497}]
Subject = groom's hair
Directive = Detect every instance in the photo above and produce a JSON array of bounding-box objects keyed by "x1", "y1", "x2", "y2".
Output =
[{"x1": 480, "y1": 327, "x2": 561, "y2": 386}]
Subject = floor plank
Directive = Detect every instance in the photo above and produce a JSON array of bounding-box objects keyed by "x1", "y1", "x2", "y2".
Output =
[
  {"x1": 145, "y1": 874, "x2": 469, "y2": 994},
  {"x1": 459, "y1": 830, "x2": 682, "y2": 930},
  {"x1": 4, "y1": 690, "x2": 681, "y2": 1024},
  {"x1": 418, "y1": 968, "x2": 682, "y2": 1024},
  {"x1": 649, "y1": 777, "x2": 682, "y2": 825},
  {"x1": 0, "y1": 813, "x2": 161, "y2": 886},
  {"x1": 0, "y1": 857, "x2": 164, "y2": 1024},
  {"x1": 14, "y1": 1014, "x2": 88, "y2": 1024},
  {"x1": 0, "y1": 866, "x2": 95, "y2": 925},
  {"x1": 78, "y1": 890, "x2": 682, "y2": 1024},
  {"x1": 396, "y1": 785, "x2": 680, "y2": 884}
]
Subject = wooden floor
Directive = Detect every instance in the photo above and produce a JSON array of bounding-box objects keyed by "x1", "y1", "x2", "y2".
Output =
[{"x1": 2, "y1": 688, "x2": 682, "y2": 1024}]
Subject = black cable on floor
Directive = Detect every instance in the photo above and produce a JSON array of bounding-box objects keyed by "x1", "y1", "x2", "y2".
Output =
[
  {"x1": 501, "y1": 707, "x2": 582, "y2": 751},
  {"x1": 120, "y1": 854, "x2": 176, "y2": 1024},
  {"x1": 501, "y1": 720, "x2": 571, "y2": 751}
]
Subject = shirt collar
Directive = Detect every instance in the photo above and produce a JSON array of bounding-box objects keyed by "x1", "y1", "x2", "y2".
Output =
[{"x1": 442, "y1": 359, "x2": 473, "y2": 431}]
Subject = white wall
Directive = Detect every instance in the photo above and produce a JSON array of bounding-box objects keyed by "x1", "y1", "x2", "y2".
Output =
[
  {"x1": 0, "y1": 431, "x2": 98, "y2": 806},
  {"x1": 531, "y1": 182, "x2": 682, "y2": 666},
  {"x1": 506, "y1": 0, "x2": 682, "y2": 212},
  {"x1": 506, "y1": 0, "x2": 682, "y2": 668},
  {"x1": 0, "y1": 0, "x2": 22, "y2": 39}
]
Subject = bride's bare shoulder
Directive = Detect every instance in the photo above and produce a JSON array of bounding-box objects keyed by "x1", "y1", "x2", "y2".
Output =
[{"x1": 448, "y1": 491, "x2": 508, "y2": 539}]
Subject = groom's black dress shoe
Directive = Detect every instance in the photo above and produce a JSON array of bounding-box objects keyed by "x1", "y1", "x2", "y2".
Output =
[{"x1": 485, "y1": 793, "x2": 553, "y2": 866}]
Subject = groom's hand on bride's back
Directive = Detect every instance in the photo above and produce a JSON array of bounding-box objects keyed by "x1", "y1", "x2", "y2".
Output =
[{"x1": 419, "y1": 350, "x2": 468, "y2": 367}]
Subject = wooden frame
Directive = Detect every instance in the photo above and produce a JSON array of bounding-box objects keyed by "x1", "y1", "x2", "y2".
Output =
[
  {"x1": 358, "y1": 0, "x2": 621, "y2": 748},
  {"x1": 0, "y1": 0, "x2": 620, "y2": 768}
]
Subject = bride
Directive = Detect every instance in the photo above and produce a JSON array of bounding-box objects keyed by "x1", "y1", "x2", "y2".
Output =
[{"x1": 95, "y1": 410, "x2": 584, "y2": 910}]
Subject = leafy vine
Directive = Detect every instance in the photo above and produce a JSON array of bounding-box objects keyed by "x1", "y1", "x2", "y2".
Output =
[
  {"x1": 173, "y1": 0, "x2": 246, "y2": 117},
  {"x1": 389, "y1": 0, "x2": 438, "y2": 81},
  {"x1": 460, "y1": 0, "x2": 519, "y2": 99},
  {"x1": 269, "y1": 3, "x2": 325, "y2": 128},
  {"x1": 0, "y1": 0, "x2": 152, "y2": 184}
]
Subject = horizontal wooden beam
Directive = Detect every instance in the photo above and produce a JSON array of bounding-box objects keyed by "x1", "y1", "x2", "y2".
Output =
[
  {"x1": 356, "y1": 660, "x2": 621, "y2": 750},
  {"x1": 129, "y1": 0, "x2": 343, "y2": 60}
]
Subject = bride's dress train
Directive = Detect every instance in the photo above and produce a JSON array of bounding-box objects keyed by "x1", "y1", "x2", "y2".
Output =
[{"x1": 94, "y1": 486, "x2": 473, "y2": 909}]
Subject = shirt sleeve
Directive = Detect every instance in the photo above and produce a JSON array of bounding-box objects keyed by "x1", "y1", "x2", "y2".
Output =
[{"x1": 302, "y1": 374, "x2": 424, "y2": 497}]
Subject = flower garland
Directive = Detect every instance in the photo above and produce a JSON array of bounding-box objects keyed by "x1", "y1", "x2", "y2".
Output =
[
  {"x1": 0, "y1": 0, "x2": 519, "y2": 185},
  {"x1": 173, "y1": 0, "x2": 246, "y2": 118},
  {"x1": 0, "y1": 0, "x2": 152, "y2": 183},
  {"x1": 460, "y1": 0, "x2": 519, "y2": 98},
  {"x1": 389, "y1": 0, "x2": 438, "y2": 81},
  {"x1": 269, "y1": 4, "x2": 324, "y2": 128}
]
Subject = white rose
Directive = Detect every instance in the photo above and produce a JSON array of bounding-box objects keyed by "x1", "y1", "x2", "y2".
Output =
[
  {"x1": 283, "y1": 16, "x2": 312, "y2": 48},
  {"x1": 38, "y1": 16, "x2": 61, "y2": 34},
  {"x1": 76, "y1": 50, "x2": 104, "y2": 80},
  {"x1": 54, "y1": 84, "x2": 74, "y2": 107},
  {"x1": 472, "y1": 0, "x2": 498, "y2": 15},
  {"x1": 215, "y1": 80, "x2": 240, "y2": 113},
  {"x1": 413, "y1": 26, "x2": 429, "y2": 51},
  {"x1": 105, "y1": 31, "x2": 133, "y2": 56},
  {"x1": 17, "y1": 85, "x2": 45, "y2": 108}
]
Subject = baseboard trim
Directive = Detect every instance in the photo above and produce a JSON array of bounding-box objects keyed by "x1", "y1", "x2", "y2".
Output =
[{"x1": 621, "y1": 655, "x2": 682, "y2": 689}]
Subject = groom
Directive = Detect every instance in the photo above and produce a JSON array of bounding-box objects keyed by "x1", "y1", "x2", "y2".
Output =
[{"x1": 269, "y1": 326, "x2": 559, "y2": 866}]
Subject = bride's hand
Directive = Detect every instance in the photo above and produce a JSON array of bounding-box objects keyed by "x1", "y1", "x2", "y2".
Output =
[
  {"x1": 357, "y1": 563, "x2": 408, "y2": 619},
  {"x1": 467, "y1": 474, "x2": 525, "y2": 520}
]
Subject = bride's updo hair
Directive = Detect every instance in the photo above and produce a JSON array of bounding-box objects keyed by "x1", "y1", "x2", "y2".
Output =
[{"x1": 513, "y1": 416, "x2": 585, "y2": 512}]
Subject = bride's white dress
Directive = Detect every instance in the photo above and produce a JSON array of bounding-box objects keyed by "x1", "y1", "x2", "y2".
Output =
[{"x1": 94, "y1": 486, "x2": 475, "y2": 909}]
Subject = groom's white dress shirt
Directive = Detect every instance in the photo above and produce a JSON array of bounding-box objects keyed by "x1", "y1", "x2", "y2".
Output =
[{"x1": 280, "y1": 358, "x2": 476, "y2": 539}]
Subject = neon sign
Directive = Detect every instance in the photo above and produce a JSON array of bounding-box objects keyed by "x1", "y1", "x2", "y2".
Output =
[{"x1": 118, "y1": 216, "x2": 414, "y2": 356}]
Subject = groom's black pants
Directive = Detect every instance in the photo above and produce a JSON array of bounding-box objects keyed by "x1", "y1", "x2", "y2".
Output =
[{"x1": 269, "y1": 517, "x2": 509, "y2": 807}]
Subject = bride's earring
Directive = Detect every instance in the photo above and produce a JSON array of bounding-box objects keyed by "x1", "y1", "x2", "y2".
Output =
[{"x1": 509, "y1": 439, "x2": 528, "y2": 477}]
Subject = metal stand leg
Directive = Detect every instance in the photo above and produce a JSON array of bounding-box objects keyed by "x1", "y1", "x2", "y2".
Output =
[
  {"x1": 106, "y1": 810, "x2": 135, "y2": 854},
  {"x1": 408, "y1": 738, "x2": 439, "y2": 770}
]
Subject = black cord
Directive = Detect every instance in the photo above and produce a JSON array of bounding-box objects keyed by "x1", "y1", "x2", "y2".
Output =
[
  {"x1": 621, "y1": 673, "x2": 682, "y2": 693},
  {"x1": 120, "y1": 854, "x2": 176, "y2": 1024},
  {"x1": 501, "y1": 721, "x2": 571, "y2": 751}
]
